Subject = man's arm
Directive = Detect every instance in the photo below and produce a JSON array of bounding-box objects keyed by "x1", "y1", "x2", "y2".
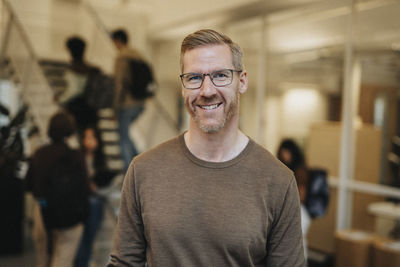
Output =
[
  {"x1": 108, "y1": 165, "x2": 147, "y2": 267},
  {"x1": 112, "y1": 56, "x2": 126, "y2": 109},
  {"x1": 266, "y1": 177, "x2": 306, "y2": 266}
]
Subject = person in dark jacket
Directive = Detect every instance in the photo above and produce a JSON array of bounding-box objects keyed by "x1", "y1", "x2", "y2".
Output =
[{"x1": 27, "y1": 111, "x2": 89, "y2": 267}]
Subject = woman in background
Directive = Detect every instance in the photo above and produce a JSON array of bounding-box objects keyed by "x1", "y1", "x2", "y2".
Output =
[
  {"x1": 277, "y1": 139, "x2": 311, "y2": 260},
  {"x1": 75, "y1": 126, "x2": 114, "y2": 267}
]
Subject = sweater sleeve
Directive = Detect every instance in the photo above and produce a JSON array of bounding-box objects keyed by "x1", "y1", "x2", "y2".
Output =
[
  {"x1": 266, "y1": 177, "x2": 306, "y2": 267},
  {"x1": 108, "y1": 164, "x2": 147, "y2": 267}
]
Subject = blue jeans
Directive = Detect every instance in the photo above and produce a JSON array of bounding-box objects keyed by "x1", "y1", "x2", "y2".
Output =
[
  {"x1": 74, "y1": 195, "x2": 104, "y2": 267},
  {"x1": 117, "y1": 106, "x2": 144, "y2": 171}
]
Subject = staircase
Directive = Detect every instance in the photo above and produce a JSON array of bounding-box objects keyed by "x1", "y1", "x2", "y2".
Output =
[
  {"x1": 1, "y1": 0, "x2": 180, "y2": 173},
  {"x1": 39, "y1": 59, "x2": 125, "y2": 173}
]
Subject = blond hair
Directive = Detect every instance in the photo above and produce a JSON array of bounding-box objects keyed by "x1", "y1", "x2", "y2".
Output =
[{"x1": 180, "y1": 29, "x2": 243, "y2": 72}]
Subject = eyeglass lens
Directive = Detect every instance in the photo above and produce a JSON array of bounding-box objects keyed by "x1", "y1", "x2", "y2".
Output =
[{"x1": 181, "y1": 69, "x2": 233, "y2": 89}]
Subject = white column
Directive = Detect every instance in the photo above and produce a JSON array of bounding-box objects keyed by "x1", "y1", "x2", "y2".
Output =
[
  {"x1": 337, "y1": 0, "x2": 361, "y2": 230},
  {"x1": 254, "y1": 16, "x2": 268, "y2": 146}
]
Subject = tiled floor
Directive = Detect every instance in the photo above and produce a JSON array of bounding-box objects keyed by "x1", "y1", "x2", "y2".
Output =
[{"x1": 0, "y1": 196, "x2": 118, "y2": 267}]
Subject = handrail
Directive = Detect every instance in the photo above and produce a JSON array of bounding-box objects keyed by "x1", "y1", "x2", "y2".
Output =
[
  {"x1": 151, "y1": 98, "x2": 180, "y2": 131},
  {"x1": 1, "y1": 0, "x2": 59, "y2": 143},
  {"x1": 328, "y1": 176, "x2": 400, "y2": 200},
  {"x1": 83, "y1": 0, "x2": 110, "y2": 38},
  {"x1": 1, "y1": 0, "x2": 37, "y2": 61}
]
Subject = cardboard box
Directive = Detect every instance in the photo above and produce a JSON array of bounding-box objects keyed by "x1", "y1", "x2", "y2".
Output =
[
  {"x1": 373, "y1": 239, "x2": 400, "y2": 267},
  {"x1": 335, "y1": 230, "x2": 376, "y2": 267}
]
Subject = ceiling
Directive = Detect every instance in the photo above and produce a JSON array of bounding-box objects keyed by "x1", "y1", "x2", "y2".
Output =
[
  {"x1": 89, "y1": 0, "x2": 400, "y2": 68},
  {"x1": 88, "y1": 0, "x2": 400, "y2": 51},
  {"x1": 4, "y1": 0, "x2": 400, "y2": 90}
]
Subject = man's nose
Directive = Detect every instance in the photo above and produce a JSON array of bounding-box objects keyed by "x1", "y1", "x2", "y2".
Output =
[{"x1": 199, "y1": 75, "x2": 216, "y2": 97}]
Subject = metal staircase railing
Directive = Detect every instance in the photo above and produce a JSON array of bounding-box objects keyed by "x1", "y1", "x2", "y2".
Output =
[
  {"x1": 1, "y1": 0, "x2": 59, "y2": 148},
  {"x1": 1, "y1": 0, "x2": 182, "y2": 155}
]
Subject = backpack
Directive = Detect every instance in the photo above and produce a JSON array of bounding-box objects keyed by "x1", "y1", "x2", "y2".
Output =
[
  {"x1": 85, "y1": 68, "x2": 115, "y2": 110},
  {"x1": 43, "y1": 149, "x2": 89, "y2": 229},
  {"x1": 126, "y1": 59, "x2": 157, "y2": 100},
  {"x1": 305, "y1": 168, "x2": 330, "y2": 219}
]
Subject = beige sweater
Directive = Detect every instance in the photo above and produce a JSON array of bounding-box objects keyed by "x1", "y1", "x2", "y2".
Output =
[
  {"x1": 109, "y1": 134, "x2": 305, "y2": 267},
  {"x1": 113, "y1": 46, "x2": 145, "y2": 109}
]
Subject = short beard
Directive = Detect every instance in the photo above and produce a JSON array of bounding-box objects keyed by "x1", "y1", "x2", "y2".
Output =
[
  {"x1": 185, "y1": 90, "x2": 240, "y2": 134},
  {"x1": 197, "y1": 117, "x2": 226, "y2": 133}
]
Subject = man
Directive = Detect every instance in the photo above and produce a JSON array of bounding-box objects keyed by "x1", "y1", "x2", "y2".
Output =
[
  {"x1": 58, "y1": 36, "x2": 98, "y2": 134},
  {"x1": 111, "y1": 29, "x2": 145, "y2": 171},
  {"x1": 108, "y1": 29, "x2": 305, "y2": 266}
]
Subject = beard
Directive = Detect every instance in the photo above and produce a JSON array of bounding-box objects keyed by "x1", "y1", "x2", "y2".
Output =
[{"x1": 184, "y1": 90, "x2": 240, "y2": 133}]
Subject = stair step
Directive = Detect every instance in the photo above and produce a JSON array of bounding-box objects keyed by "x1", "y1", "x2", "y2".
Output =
[
  {"x1": 43, "y1": 67, "x2": 66, "y2": 77},
  {"x1": 98, "y1": 120, "x2": 118, "y2": 130},
  {"x1": 49, "y1": 78, "x2": 67, "y2": 88},
  {"x1": 101, "y1": 132, "x2": 119, "y2": 143},
  {"x1": 107, "y1": 159, "x2": 124, "y2": 171},
  {"x1": 98, "y1": 108, "x2": 115, "y2": 119},
  {"x1": 39, "y1": 60, "x2": 69, "y2": 69},
  {"x1": 103, "y1": 144, "x2": 121, "y2": 156}
]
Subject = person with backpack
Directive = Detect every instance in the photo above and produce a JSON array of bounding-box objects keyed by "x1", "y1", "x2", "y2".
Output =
[
  {"x1": 111, "y1": 29, "x2": 151, "y2": 172},
  {"x1": 57, "y1": 36, "x2": 99, "y2": 135},
  {"x1": 26, "y1": 111, "x2": 89, "y2": 267},
  {"x1": 277, "y1": 139, "x2": 330, "y2": 261}
]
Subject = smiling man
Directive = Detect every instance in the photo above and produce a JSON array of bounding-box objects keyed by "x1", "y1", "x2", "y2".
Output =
[{"x1": 108, "y1": 29, "x2": 305, "y2": 267}]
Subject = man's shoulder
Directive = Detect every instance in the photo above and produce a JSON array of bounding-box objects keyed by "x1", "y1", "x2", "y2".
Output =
[
  {"x1": 118, "y1": 47, "x2": 143, "y2": 60},
  {"x1": 247, "y1": 139, "x2": 294, "y2": 182},
  {"x1": 33, "y1": 144, "x2": 52, "y2": 158},
  {"x1": 133, "y1": 135, "x2": 182, "y2": 165},
  {"x1": 249, "y1": 140, "x2": 289, "y2": 169}
]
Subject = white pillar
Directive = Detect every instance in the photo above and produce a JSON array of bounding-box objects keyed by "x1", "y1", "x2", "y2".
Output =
[
  {"x1": 337, "y1": 0, "x2": 361, "y2": 230},
  {"x1": 255, "y1": 16, "x2": 268, "y2": 146}
]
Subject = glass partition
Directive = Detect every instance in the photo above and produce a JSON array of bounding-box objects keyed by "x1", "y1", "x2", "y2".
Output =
[{"x1": 149, "y1": 0, "x2": 400, "y2": 259}]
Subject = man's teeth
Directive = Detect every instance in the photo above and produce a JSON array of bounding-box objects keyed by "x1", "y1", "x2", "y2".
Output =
[{"x1": 201, "y1": 104, "x2": 219, "y2": 110}]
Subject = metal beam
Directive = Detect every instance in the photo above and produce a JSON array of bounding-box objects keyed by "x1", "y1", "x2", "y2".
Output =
[{"x1": 336, "y1": 0, "x2": 361, "y2": 231}]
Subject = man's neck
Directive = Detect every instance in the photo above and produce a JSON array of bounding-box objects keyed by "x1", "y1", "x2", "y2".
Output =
[{"x1": 184, "y1": 122, "x2": 249, "y2": 163}]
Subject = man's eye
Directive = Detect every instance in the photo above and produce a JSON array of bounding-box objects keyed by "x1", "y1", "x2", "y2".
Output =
[
  {"x1": 187, "y1": 74, "x2": 202, "y2": 82},
  {"x1": 213, "y1": 72, "x2": 229, "y2": 79}
]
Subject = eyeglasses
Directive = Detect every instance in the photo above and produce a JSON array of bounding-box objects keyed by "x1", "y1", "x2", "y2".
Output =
[{"x1": 180, "y1": 69, "x2": 242, "y2": 90}]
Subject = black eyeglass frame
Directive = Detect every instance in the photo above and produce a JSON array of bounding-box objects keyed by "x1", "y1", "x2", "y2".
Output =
[{"x1": 180, "y1": 69, "x2": 242, "y2": 90}]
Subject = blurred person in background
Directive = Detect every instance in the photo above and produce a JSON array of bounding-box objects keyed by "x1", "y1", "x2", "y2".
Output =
[
  {"x1": 75, "y1": 126, "x2": 116, "y2": 267},
  {"x1": 57, "y1": 36, "x2": 98, "y2": 135},
  {"x1": 111, "y1": 29, "x2": 145, "y2": 172},
  {"x1": 277, "y1": 138, "x2": 311, "y2": 259},
  {"x1": 27, "y1": 111, "x2": 89, "y2": 267},
  {"x1": 74, "y1": 126, "x2": 107, "y2": 267}
]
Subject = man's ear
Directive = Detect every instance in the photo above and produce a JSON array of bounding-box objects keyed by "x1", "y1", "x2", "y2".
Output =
[{"x1": 239, "y1": 70, "x2": 248, "y2": 94}]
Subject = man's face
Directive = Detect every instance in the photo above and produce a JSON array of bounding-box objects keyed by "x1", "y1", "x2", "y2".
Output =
[
  {"x1": 181, "y1": 44, "x2": 247, "y2": 133},
  {"x1": 113, "y1": 39, "x2": 124, "y2": 50}
]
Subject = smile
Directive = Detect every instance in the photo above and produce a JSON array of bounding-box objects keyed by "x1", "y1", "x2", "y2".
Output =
[{"x1": 198, "y1": 103, "x2": 222, "y2": 110}]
